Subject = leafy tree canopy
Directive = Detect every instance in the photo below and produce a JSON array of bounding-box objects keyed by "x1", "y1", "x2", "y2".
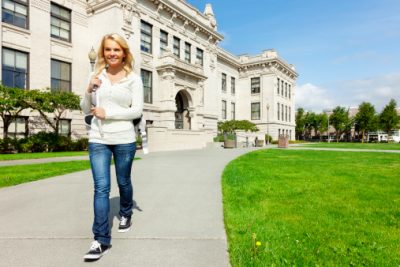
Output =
[{"x1": 218, "y1": 120, "x2": 259, "y2": 134}]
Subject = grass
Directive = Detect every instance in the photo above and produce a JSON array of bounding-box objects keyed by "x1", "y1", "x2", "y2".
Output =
[
  {"x1": 299, "y1": 142, "x2": 400, "y2": 150},
  {"x1": 0, "y1": 161, "x2": 91, "y2": 188},
  {"x1": 0, "y1": 151, "x2": 88, "y2": 161},
  {"x1": 222, "y1": 149, "x2": 400, "y2": 266}
]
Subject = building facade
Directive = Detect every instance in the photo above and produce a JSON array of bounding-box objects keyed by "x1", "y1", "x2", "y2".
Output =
[{"x1": 0, "y1": 0, "x2": 298, "y2": 151}]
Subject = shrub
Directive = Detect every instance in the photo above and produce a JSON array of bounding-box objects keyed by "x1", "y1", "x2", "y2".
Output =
[
  {"x1": 213, "y1": 134, "x2": 225, "y2": 142},
  {"x1": 265, "y1": 134, "x2": 273, "y2": 144},
  {"x1": 71, "y1": 138, "x2": 88, "y2": 151},
  {"x1": 0, "y1": 138, "x2": 17, "y2": 153}
]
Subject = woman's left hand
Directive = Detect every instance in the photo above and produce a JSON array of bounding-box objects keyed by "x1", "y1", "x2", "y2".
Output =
[{"x1": 90, "y1": 107, "x2": 106, "y2": 120}]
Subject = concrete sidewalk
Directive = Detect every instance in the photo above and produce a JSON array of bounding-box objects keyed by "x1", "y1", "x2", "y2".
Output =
[{"x1": 0, "y1": 147, "x2": 258, "y2": 267}]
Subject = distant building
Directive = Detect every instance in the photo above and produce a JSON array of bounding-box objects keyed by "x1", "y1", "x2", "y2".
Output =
[{"x1": 0, "y1": 0, "x2": 297, "y2": 151}]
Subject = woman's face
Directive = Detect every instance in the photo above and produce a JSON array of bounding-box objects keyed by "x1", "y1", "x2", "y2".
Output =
[{"x1": 103, "y1": 39, "x2": 126, "y2": 68}]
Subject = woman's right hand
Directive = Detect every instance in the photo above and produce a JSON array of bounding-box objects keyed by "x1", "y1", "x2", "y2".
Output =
[{"x1": 87, "y1": 77, "x2": 102, "y2": 93}]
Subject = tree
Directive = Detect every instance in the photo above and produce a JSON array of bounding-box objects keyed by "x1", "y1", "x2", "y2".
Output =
[
  {"x1": 218, "y1": 120, "x2": 259, "y2": 134},
  {"x1": 295, "y1": 107, "x2": 306, "y2": 140},
  {"x1": 304, "y1": 112, "x2": 316, "y2": 140},
  {"x1": 25, "y1": 89, "x2": 81, "y2": 135},
  {"x1": 354, "y1": 102, "x2": 376, "y2": 143},
  {"x1": 329, "y1": 106, "x2": 350, "y2": 142},
  {"x1": 314, "y1": 113, "x2": 328, "y2": 140},
  {"x1": 379, "y1": 99, "x2": 399, "y2": 141},
  {"x1": 0, "y1": 85, "x2": 30, "y2": 138}
]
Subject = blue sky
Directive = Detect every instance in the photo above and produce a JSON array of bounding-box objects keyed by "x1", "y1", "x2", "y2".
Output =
[{"x1": 186, "y1": 0, "x2": 400, "y2": 112}]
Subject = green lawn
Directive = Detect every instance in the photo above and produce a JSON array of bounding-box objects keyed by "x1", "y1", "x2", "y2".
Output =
[
  {"x1": 222, "y1": 149, "x2": 400, "y2": 266},
  {"x1": 299, "y1": 142, "x2": 400, "y2": 150},
  {"x1": 0, "y1": 161, "x2": 91, "y2": 188},
  {"x1": 0, "y1": 151, "x2": 88, "y2": 161}
]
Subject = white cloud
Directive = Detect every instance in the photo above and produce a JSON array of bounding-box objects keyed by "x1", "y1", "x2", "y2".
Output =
[
  {"x1": 297, "y1": 72, "x2": 400, "y2": 112},
  {"x1": 333, "y1": 73, "x2": 400, "y2": 111},
  {"x1": 295, "y1": 83, "x2": 333, "y2": 112}
]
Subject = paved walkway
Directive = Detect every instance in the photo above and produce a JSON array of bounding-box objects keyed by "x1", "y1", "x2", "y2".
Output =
[{"x1": 0, "y1": 147, "x2": 260, "y2": 267}]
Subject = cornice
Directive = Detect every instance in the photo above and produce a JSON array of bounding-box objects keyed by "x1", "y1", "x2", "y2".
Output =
[
  {"x1": 86, "y1": 0, "x2": 120, "y2": 14},
  {"x1": 239, "y1": 59, "x2": 298, "y2": 79},
  {"x1": 147, "y1": 0, "x2": 223, "y2": 42},
  {"x1": 216, "y1": 47, "x2": 298, "y2": 79},
  {"x1": 216, "y1": 48, "x2": 240, "y2": 68}
]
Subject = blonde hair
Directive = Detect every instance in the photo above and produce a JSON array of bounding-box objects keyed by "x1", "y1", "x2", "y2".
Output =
[{"x1": 93, "y1": 33, "x2": 134, "y2": 76}]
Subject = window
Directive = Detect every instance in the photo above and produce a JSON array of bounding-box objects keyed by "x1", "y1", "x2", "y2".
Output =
[
  {"x1": 285, "y1": 83, "x2": 288, "y2": 97},
  {"x1": 281, "y1": 80, "x2": 284, "y2": 96},
  {"x1": 184, "y1": 42, "x2": 191, "y2": 63},
  {"x1": 251, "y1": 77, "x2": 260, "y2": 94},
  {"x1": 2, "y1": 48, "x2": 28, "y2": 89},
  {"x1": 285, "y1": 105, "x2": 288, "y2": 121},
  {"x1": 231, "y1": 102, "x2": 235, "y2": 120},
  {"x1": 173, "y1": 36, "x2": 180, "y2": 58},
  {"x1": 251, "y1": 102, "x2": 260, "y2": 120},
  {"x1": 58, "y1": 119, "x2": 71, "y2": 137},
  {"x1": 196, "y1": 48, "x2": 203, "y2": 66},
  {"x1": 277, "y1": 103, "x2": 280, "y2": 120},
  {"x1": 289, "y1": 85, "x2": 291, "y2": 99},
  {"x1": 281, "y1": 103, "x2": 284, "y2": 121},
  {"x1": 278, "y1": 129, "x2": 281, "y2": 136},
  {"x1": 221, "y1": 73, "x2": 227, "y2": 92},
  {"x1": 277, "y1": 78, "x2": 280, "y2": 94},
  {"x1": 141, "y1": 69, "x2": 152, "y2": 104},
  {"x1": 51, "y1": 59, "x2": 71, "y2": 92},
  {"x1": 141, "y1": 21, "x2": 152, "y2": 53},
  {"x1": 50, "y1": 3, "x2": 71, "y2": 41},
  {"x1": 231, "y1": 77, "x2": 235, "y2": 94},
  {"x1": 2, "y1": 0, "x2": 28, "y2": 28},
  {"x1": 222, "y1": 100, "x2": 227, "y2": 119},
  {"x1": 7, "y1": 115, "x2": 28, "y2": 138},
  {"x1": 221, "y1": 100, "x2": 226, "y2": 120},
  {"x1": 160, "y1": 30, "x2": 168, "y2": 54},
  {"x1": 289, "y1": 107, "x2": 291, "y2": 122}
]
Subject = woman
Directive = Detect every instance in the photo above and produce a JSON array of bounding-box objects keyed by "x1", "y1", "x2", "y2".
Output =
[{"x1": 80, "y1": 33, "x2": 143, "y2": 260}]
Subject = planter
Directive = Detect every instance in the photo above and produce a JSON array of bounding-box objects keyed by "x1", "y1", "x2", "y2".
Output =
[
  {"x1": 256, "y1": 140, "x2": 264, "y2": 147},
  {"x1": 224, "y1": 139, "x2": 236, "y2": 148}
]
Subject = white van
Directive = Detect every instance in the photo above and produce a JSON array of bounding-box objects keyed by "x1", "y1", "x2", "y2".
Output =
[{"x1": 389, "y1": 130, "x2": 400, "y2": 143}]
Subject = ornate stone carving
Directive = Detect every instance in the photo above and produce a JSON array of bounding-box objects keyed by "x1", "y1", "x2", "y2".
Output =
[
  {"x1": 209, "y1": 57, "x2": 216, "y2": 71},
  {"x1": 120, "y1": 2, "x2": 139, "y2": 39},
  {"x1": 156, "y1": 3, "x2": 163, "y2": 18}
]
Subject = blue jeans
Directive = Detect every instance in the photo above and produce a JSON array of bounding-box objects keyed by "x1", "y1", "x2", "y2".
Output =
[{"x1": 88, "y1": 142, "x2": 136, "y2": 245}]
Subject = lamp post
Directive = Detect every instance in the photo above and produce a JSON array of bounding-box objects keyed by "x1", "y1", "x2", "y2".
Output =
[
  {"x1": 266, "y1": 103, "x2": 270, "y2": 145},
  {"x1": 88, "y1": 47, "x2": 97, "y2": 71},
  {"x1": 87, "y1": 46, "x2": 103, "y2": 136}
]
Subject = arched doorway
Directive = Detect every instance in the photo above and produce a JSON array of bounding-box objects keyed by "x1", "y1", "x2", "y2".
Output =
[{"x1": 175, "y1": 91, "x2": 191, "y2": 130}]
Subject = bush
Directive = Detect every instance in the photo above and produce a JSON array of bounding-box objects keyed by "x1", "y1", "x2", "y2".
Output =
[
  {"x1": 0, "y1": 137, "x2": 18, "y2": 153},
  {"x1": 214, "y1": 133, "x2": 236, "y2": 142},
  {"x1": 265, "y1": 134, "x2": 273, "y2": 144},
  {"x1": 213, "y1": 134, "x2": 224, "y2": 142},
  {"x1": 28, "y1": 132, "x2": 54, "y2": 152},
  {"x1": 0, "y1": 133, "x2": 90, "y2": 153},
  {"x1": 71, "y1": 138, "x2": 88, "y2": 151},
  {"x1": 136, "y1": 135, "x2": 143, "y2": 148}
]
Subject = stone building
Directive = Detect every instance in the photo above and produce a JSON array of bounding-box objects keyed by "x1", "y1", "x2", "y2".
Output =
[{"x1": 0, "y1": 0, "x2": 298, "y2": 151}]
